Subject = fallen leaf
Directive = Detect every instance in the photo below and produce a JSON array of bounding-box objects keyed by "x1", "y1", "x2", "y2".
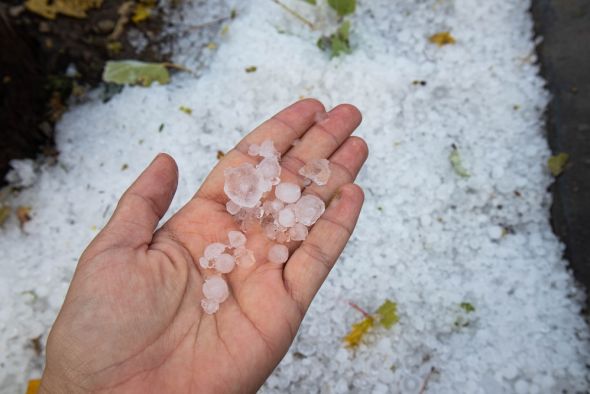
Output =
[
  {"x1": 17, "y1": 206, "x2": 32, "y2": 229},
  {"x1": 328, "y1": 0, "x2": 355, "y2": 16},
  {"x1": 25, "y1": 0, "x2": 103, "y2": 19},
  {"x1": 121, "y1": 163, "x2": 129, "y2": 171},
  {"x1": 132, "y1": 0, "x2": 155, "y2": 23},
  {"x1": 179, "y1": 106, "x2": 192, "y2": 115},
  {"x1": 548, "y1": 152, "x2": 569, "y2": 176},
  {"x1": 26, "y1": 379, "x2": 41, "y2": 394},
  {"x1": 245, "y1": 66, "x2": 257, "y2": 73},
  {"x1": 0, "y1": 205, "x2": 10, "y2": 226},
  {"x1": 106, "y1": 41, "x2": 123, "y2": 54},
  {"x1": 429, "y1": 31, "x2": 456, "y2": 46},
  {"x1": 449, "y1": 146, "x2": 470, "y2": 178},
  {"x1": 102, "y1": 60, "x2": 170, "y2": 87},
  {"x1": 460, "y1": 302, "x2": 475, "y2": 313},
  {"x1": 343, "y1": 316, "x2": 374, "y2": 348},
  {"x1": 207, "y1": 42, "x2": 218, "y2": 50},
  {"x1": 30, "y1": 335, "x2": 43, "y2": 356},
  {"x1": 300, "y1": 0, "x2": 316, "y2": 4},
  {"x1": 376, "y1": 299, "x2": 399, "y2": 329},
  {"x1": 217, "y1": 150, "x2": 225, "y2": 159}
]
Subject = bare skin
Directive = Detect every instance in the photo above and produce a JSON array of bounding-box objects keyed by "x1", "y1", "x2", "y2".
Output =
[{"x1": 40, "y1": 99, "x2": 368, "y2": 394}]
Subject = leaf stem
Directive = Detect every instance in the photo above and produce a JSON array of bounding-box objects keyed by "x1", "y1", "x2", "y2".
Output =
[
  {"x1": 271, "y1": 0, "x2": 315, "y2": 29},
  {"x1": 348, "y1": 301, "x2": 372, "y2": 319}
]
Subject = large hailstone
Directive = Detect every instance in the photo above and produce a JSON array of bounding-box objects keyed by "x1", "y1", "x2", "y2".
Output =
[
  {"x1": 294, "y1": 195, "x2": 325, "y2": 226},
  {"x1": 275, "y1": 182, "x2": 301, "y2": 204},
  {"x1": 268, "y1": 244, "x2": 289, "y2": 264},
  {"x1": 202, "y1": 276, "x2": 229, "y2": 303},
  {"x1": 224, "y1": 163, "x2": 266, "y2": 208},
  {"x1": 299, "y1": 159, "x2": 331, "y2": 186}
]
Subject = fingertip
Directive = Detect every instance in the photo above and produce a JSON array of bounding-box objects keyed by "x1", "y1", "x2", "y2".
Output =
[
  {"x1": 347, "y1": 136, "x2": 369, "y2": 160},
  {"x1": 338, "y1": 183, "x2": 365, "y2": 207},
  {"x1": 296, "y1": 97, "x2": 326, "y2": 114},
  {"x1": 330, "y1": 104, "x2": 362, "y2": 127}
]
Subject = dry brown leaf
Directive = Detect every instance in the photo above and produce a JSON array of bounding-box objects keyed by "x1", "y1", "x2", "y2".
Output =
[{"x1": 17, "y1": 206, "x2": 32, "y2": 229}]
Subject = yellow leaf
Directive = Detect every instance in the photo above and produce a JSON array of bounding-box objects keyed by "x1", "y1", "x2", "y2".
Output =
[
  {"x1": 343, "y1": 316, "x2": 374, "y2": 348},
  {"x1": 429, "y1": 31, "x2": 456, "y2": 46},
  {"x1": 207, "y1": 42, "x2": 218, "y2": 50},
  {"x1": 548, "y1": 153, "x2": 569, "y2": 177},
  {"x1": 26, "y1": 379, "x2": 41, "y2": 394},
  {"x1": 132, "y1": 2, "x2": 154, "y2": 24},
  {"x1": 25, "y1": 0, "x2": 103, "y2": 20},
  {"x1": 179, "y1": 106, "x2": 192, "y2": 115}
]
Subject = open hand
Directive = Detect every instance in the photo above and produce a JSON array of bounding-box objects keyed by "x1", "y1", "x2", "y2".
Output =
[{"x1": 40, "y1": 99, "x2": 368, "y2": 393}]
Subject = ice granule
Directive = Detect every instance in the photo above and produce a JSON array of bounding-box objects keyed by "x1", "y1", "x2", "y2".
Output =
[
  {"x1": 226, "y1": 200, "x2": 241, "y2": 215},
  {"x1": 288, "y1": 223, "x2": 308, "y2": 241},
  {"x1": 204, "y1": 242, "x2": 226, "y2": 260},
  {"x1": 294, "y1": 195, "x2": 325, "y2": 226},
  {"x1": 228, "y1": 230, "x2": 247, "y2": 248},
  {"x1": 224, "y1": 163, "x2": 266, "y2": 208},
  {"x1": 278, "y1": 206, "x2": 297, "y2": 227},
  {"x1": 201, "y1": 298, "x2": 220, "y2": 315},
  {"x1": 268, "y1": 244, "x2": 289, "y2": 264},
  {"x1": 202, "y1": 276, "x2": 229, "y2": 303},
  {"x1": 213, "y1": 253, "x2": 236, "y2": 274},
  {"x1": 257, "y1": 156, "x2": 281, "y2": 186},
  {"x1": 298, "y1": 159, "x2": 331, "y2": 186},
  {"x1": 234, "y1": 246, "x2": 256, "y2": 268},
  {"x1": 262, "y1": 199, "x2": 285, "y2": 217},
  {"x1": 275, "y1": 182, "x2": 301, "y2": 204}
]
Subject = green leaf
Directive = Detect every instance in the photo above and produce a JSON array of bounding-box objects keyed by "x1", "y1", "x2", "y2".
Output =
[
  {"x1": 547, "y1": 152, "x2": 569, "y2": 176},
  {"x1": 318, "y1": 20, "x2": 352, "y2": 58},
  {"x1": 0, "y1": 204, "x2": 10, "y2": 226},
  {"x1": 376, "y1": 299, "x2": 399, "y2": 329},
  {"x1": 328, "y1": 0, "x2": 355, "y2": 16},
  {"x1": 460, "y1": 302, "x2": 475, "y2": 313},
  {"x1": 449, "y1": 146, "x2": 470, "y2": 178},
  {"x1": 300, "y1": 0, "x2": 316, "y2": 4},
  {"x1": 102, "y1": 60, "x2": 170, "y2": 87}
]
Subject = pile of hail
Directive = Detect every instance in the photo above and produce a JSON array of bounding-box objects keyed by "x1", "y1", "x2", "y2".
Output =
[{"x1": 199, "y1": 139, "x2": 332, "y2": 314}]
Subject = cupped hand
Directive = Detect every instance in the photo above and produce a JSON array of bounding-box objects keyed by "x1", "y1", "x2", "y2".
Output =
[{"x1": 40, "y1": 99, "x2": 368, "y2": 394}]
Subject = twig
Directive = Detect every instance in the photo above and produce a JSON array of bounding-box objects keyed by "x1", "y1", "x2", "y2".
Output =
[
  {"x1": 183, "y1": 15, "x2": 232, "y2": 31},
  {"x1": 418, "y1": 367, "x2": 436, "y2": 394},
  {"x1": 348, "y1": 301, "x2": 372, "y2": 319},
  {"x1": 270, "y1": 0, "x2": 315, "y2": 29}
]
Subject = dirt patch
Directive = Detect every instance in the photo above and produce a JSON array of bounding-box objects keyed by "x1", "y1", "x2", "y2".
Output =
[{"x1": 0, "y1": 0, "x2": 172, "y2": 182}]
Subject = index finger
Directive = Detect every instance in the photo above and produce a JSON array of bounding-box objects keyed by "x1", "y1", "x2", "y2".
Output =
[{"x1": 195, "y1": 98, "x2": 325, "y2": 202}]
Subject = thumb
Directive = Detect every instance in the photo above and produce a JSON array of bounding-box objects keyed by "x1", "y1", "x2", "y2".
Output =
[{"x1": 88, "y1": 153, "x2": 179, "y2": 254}]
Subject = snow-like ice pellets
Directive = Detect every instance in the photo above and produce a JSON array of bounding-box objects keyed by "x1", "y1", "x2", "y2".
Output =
[
  {"x1": 228, "y1": 230, "x2": 246, "y2": 248},
  {"x1": 204, "y1": 243, "x2": 226, "y2": 260},
  {"x1": 275, "y1": 182, "x2": 301, "y2": 203},
  {"x1": 299, "y1": 159, "x2": 331, "y2": 186},
  {"x1": 201, "y1": 299, "x2": 219, "y2": 315},
  {"x1": 268, "y1": 244, "x2": 289, "y2": 264},
  {"x1": 294, "y1": 195, "x2": 325, "y2": 226},
  {"x1": 202, "y1": 276, "x2": 229, "y2": 303},
  {"x1": 224, "y1": 163, "x2": 265, "y2": 208},
  {"x1": 214, "y1": 253, "x2": 236, "y2": 274}
]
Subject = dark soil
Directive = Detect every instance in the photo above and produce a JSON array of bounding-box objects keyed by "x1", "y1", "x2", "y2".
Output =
[
  {"x1": 531, "y1": 0, "x2": 590, "y2": 300},
  {"x1": 0, "y1": 0, "x2": 169, "y2": 183}
]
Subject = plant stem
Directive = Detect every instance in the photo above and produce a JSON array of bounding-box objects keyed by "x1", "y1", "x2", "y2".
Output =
[
  {"x1": 271, "y1": 0, "x2": 315, "y2": 29},
  {"x1": 348, "y1": 301, "x2": 372, "y2": 319}
]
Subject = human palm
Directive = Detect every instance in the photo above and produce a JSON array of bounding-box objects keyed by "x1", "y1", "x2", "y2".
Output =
[{"x1": 41, "y1": 99, "x2": 368, "y2": 394}]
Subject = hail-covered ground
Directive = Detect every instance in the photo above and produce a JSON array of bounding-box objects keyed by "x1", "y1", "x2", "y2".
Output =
[{"x1": 1, "y1": 0, "x2": 589, "y2": 393}]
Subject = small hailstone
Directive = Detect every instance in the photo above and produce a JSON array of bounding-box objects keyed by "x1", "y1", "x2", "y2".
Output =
[
  {"x1": 294, "y1": 195, "x2": 325, "y2": 226},
  {"x1": 268, "y1": 244, "x2": 289, "y2": 264},
  {"x1": 202, "y1": 276, "x2": 229, "y2": 302},
  {"x1": 298, "y1": 159, "x2": 331, "y2": 186},
  {"x1": 263, "y1": 199, "x2": 284, "y2": 217},
  {"x1": 234, "y1": 246, "x2": 256, "y2": 268},
  {"x1": 275, "y1": 230, "x2": 290, "y2": 244},
  {"x1": 275, "y1": 182, "x2": 301, "y2": 204},
  {"x1": 199, "y1": 256, "x2": 213, "y2": 269},
  {"x1": 214, "y1": 253, "x2": 236, "y2": 274},
  {"x1": 224, "y1": 163, "x2": 265, "y2": 208},
  {"x1": 258, "y1": 140, "x2": 279, "y2": 158},
  {"x1": 247, "y1": 143, "x2": 260, "y2": 157},
  {"x1": 278, "y1": 207, "x2": 296, "y2": 227},
  {"x1": 263, "y1": 222, "x2": 279, "y2": 240},
  {"x1": 228, "y1": 230, "x2": 247, "y2": 248},
  {"x1": 201, "y1": 298, "x2": 219, "y2": 315},
  {"x1": 288, "y1": 223, "x2": 308, "y2": 241},
  {"x1": 204, "y1": 243, "x2": 226, "y2": 260},
  {"x1": 226, "y1": 200, "x2": 241, "y2": 215}
]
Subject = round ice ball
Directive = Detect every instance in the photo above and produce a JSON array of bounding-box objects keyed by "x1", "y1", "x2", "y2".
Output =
[
  {"x1": 268, "y1": 244, "x2": 289, "y2": 264},
  {"x1": 275, "y1": 182, "x2": 301, "y2": 204},
  {"x1": 224, "y1": 163, "x2": 265, "y2": 208},
  {"x1": 228, "y1": 230, "x2": 247, "y2": 248},
  {"x1": 204, "y1": 243, "x2": 226, "y2": 260},
  {"x1": 214, "y1": 253, "x2": 236, "y2": 274},
  {"x1": 202, "y1": 276, "x2": 229, "y2": 302},
  {"x1": 294, "y1": 195, "x2": 325, "y2": 226},
  {"x1": 201, "y1": 298, "x2": 219, "y2": 315}
]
